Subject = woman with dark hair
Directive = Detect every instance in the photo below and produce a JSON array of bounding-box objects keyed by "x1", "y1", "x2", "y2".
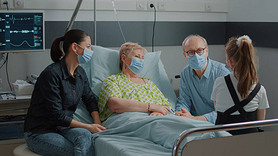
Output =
[
  {"x1": 24, "y1": 29, "x2": 106, "y2": 156},
  {"x1": 211, "y1": 35, "x2": 269, "y2": 135}
]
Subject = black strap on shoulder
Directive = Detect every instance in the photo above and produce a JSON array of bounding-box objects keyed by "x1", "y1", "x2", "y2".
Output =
[
  {"x1": 224, "y1": 74, "x2": 261, "y2": 115},
  {"x1": 240, "y1": 83, "x2": 261, "y2": 107},
  {"x1": 224, "y1": 75, "x2": 246, "y2": 114}
]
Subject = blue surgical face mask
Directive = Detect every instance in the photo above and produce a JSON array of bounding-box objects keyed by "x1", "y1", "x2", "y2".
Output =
[
  {"x1": 128, "y1": 57, "x2": 144, "y2": 74},
  {"x1": 187, "y1": 53, "x2": 207, "y2": 70},
  {"x1": 75, "y1": 44, "x2": 94, "y2": 64}
]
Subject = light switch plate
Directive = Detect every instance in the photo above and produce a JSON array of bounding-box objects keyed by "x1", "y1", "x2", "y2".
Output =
[{"x1": 14, "y1": 0, "x2": 24, "y2": 9}]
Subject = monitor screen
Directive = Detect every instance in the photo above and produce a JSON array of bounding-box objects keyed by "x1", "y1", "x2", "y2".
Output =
[{"x1": 0, "y1": 11, "x2": 45, "y2": 53}]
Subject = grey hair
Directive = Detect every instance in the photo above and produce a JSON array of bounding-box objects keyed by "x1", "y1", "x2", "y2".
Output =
[
  {"x1": 119, "y1": 42, "x2": 147, "y2": 71},
  {"x1": 182, "y1": 35, "x2": 208, "y2": 47}
]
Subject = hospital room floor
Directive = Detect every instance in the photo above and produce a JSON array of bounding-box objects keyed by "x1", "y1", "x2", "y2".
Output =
[{"x1": 0, "y1": 139, "x2": 25, "y2": 156}]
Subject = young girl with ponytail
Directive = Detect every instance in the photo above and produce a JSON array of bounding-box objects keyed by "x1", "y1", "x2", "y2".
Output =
[
  {"x1": 211, "y1": 35, "x2": 269, "y2": 135},
  {"x1": 24, "y1": 29, "x2": 106, "y2": 156}
]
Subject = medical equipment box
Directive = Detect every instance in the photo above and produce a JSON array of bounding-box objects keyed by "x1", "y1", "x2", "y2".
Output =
[{"x1": 12, "y1": 82, "x2": 34, "y2": 96}]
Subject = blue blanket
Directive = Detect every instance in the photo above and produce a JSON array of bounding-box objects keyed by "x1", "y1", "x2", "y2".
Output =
[{"x1": 93, "y1": 112, "x2": 231, "y2": 155}]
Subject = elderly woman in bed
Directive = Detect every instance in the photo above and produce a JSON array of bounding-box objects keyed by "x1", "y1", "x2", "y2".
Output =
[{"x1": 98, "y1": 42, "x2": 171, "y2": 121}]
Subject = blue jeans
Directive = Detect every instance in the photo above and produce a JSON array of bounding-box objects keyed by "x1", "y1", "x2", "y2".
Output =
[{"x1": 24, "y1": 128, "x2": 94, "y2": 156}]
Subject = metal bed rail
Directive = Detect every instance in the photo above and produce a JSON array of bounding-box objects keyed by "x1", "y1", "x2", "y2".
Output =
[{"x1": 172, "y1": 118, "x2": 278, "y2": 156}]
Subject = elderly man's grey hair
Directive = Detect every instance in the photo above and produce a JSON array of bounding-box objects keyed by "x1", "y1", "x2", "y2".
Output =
[{"x1": 182, "y1": 35, "x2": 208, "y2": 47}]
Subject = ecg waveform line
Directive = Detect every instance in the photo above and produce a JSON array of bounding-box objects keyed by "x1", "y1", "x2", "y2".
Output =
[
  {"x1": 10, "y1": 30, "x2": 34, "y2": 34},
  {"x1": 7, "y1": 15, "x2": 33, "y2": 24},
  {"x1": 10, "y1": 40, "x2": 36, "y2": 48}
]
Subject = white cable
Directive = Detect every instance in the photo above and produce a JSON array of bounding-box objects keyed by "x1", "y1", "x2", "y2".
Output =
[{"x1": 111, "y1": 0, "x2": 126, "y2": 43}]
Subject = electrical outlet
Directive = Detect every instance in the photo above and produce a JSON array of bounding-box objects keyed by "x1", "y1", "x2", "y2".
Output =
[
  {"x1": 147, "y1": 1, "x2": 157, "y2": 11},
  {"x1": 0, "y1": 0, "x2": 8, "y2": 9},
  {"x1": 14, "y1": 0, "x2": 24, "y2": 9},
  {"x1": 136, "y1": 1, "x2": 146, "y2": 10},
  {"x1": 205, "y1": 3, "x2": 212, "y2": 12},
  {"x1": 0, "y1": 0, "x2": 13, "y2": 9},
  {"x1": 158, "y1": 2, "x2": 165, "y2": 11}
]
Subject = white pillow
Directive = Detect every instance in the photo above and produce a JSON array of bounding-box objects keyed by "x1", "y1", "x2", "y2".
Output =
[
  {"x1": 73, "y1": 45, "x2": 177, "y2": 123},
  {"x1": 90, "y1": 46, "x2": 120, "y2": 96}
]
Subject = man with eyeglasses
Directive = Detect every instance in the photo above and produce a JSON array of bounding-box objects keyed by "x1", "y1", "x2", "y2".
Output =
[{"x1": 175, "y1": 35, "x2": 230, "y2": 124}]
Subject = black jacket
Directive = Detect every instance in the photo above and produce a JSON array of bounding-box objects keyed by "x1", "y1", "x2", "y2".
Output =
[{"x1": 24, "y1": 58, "x2": 98, "y2": 133}]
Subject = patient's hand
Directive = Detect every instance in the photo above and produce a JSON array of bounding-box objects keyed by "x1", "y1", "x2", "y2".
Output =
[
  {"x1": 150, "y1": 112, "x2": 164, "y2": 116},
  {"x1": 87, "y1": 124, "x2": 107, "y2": 133},
  {"x1": 150, "y1": 104, "x2": 169, "y2": 115}
]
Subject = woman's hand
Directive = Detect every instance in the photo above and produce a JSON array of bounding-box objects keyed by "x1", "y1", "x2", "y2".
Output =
[
  {"x1": 86, "y1": 124, "x2": 107, "y2": 133},
  {"x1": 150, "y1": 104, "x2": 169, "y2": 115},
  {"x1": 150, "y1": 112, "x2": 164, "y2": 116}
]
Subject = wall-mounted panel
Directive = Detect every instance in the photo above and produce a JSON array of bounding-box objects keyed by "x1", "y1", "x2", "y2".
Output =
[
  {"x1": 45, "y1": 21, "x2": 226, "y2": 48},
  {"x1": 43, "y1": 10, "x2": 227, "y2": 22},
  {"x1": 10, "y1": 0, "x2": 228, "y2": 13}
]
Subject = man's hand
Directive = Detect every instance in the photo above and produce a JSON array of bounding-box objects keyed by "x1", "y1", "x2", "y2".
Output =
[
  {"x1": 175, "y1": 108, "x2": 194, "y2": 119},
  {"x1": 175, "y1": 108, "x2": 208, "y2": 121}
]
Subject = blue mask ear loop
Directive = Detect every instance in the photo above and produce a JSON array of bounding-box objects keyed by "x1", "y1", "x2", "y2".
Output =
[
  {"x1": 123, "y1": 58, "x2": 134, "y2": 73},
  {"x1": 122, "y1": 52, "x2": 136, "y2": 71},
  {"x1": 73, "y1": 43, "x2": 82, "y2": 56},
  {"x1": 75, "y1": 43, "x2": 85, "y2": 56}
]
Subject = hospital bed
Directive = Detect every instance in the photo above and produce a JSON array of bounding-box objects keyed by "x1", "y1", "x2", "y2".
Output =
[
  {"x1": 72, "y1": 45, "x2": 278, "y2": 156},
  {"x1": 13, "y1": 46, "x2": 278, "y2": 156},
  {"x1": 73, "y1": 45, "x2": 229, "y2": 156}
]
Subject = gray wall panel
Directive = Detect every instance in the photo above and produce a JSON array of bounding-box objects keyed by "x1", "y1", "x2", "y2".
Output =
[
  {"x1": 45, "y1": 21, "x2": 278, "y2": 48},
  {"x1": 45, "y1": 21, "x2": 94, "y2": 48},
  {"x1": 45, "y1": 21, "x2": 226, "y2": 48},
  {"x1": 226, "y1": 22, "x2": 278, "y2": 48},
  {"x1": 155, "y1": 22, "x2": 226, "y2": 46}
]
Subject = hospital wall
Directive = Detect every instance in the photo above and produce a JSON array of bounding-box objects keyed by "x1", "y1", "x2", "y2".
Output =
[
  {"x1": 227, "y1": 0, "x2": 278, "y2": 130},
  {"x1": 0, "y1": 0, "x2": 277, "y2": 130}
]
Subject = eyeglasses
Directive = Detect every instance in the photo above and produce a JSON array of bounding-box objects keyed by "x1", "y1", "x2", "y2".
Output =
[{"x1": 184, "y1": 47, "x2": 206, "y2": 57}]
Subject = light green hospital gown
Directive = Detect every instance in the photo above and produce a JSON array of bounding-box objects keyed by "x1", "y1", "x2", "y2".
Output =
[{"x1": 98, "y1": 73, "x2": 171, "y2": 121}]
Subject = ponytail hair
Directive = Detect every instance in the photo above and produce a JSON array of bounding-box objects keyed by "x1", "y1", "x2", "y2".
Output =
[
  {"x1": 50, "y1": 36, "x2": 64, "y2": 62},
  {"x1": 225, "y1": 36, "x2": 258, "y2": 99},
  {"x1": 50, "y1": 29, "x2": 89, "y2": 62}
]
